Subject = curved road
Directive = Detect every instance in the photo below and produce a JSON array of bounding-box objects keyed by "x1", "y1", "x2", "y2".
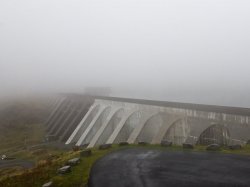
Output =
[{"x1": 89, "y1": 148, "x2": 250, "y2": 187}]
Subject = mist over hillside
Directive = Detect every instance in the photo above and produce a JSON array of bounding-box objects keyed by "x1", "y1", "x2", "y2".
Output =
[
  {"x1": 1, "y1": 0, "x2": 250, "y2": 108},
  {"x1": 0, "y1": 96, "x2": 52, "y2": 150}
]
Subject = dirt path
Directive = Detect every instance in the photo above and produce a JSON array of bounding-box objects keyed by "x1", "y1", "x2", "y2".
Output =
[{"x1": 0, "y1": 159, "x2": 34, "y2": 169}]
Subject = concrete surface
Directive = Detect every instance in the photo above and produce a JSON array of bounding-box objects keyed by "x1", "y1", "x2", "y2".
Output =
[{"x1": 66, "y1": 98, "x2": 250, "y2": 148}]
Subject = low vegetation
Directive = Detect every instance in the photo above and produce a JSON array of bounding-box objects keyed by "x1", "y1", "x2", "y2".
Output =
[
  {"x1": 0, "y1": 98, "x2": 50, "y2": 153},
  {"x1": 1, "y1": 143, "x2": 250, "y2": 187}
]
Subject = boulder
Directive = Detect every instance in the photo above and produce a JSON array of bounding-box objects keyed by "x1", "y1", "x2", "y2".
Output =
[
  {"x1": 99, "y1": 144, "x2": 112, "y2": 150},
  {"x1": 161, "y1": 140, "x2": 172, "y2": 147},
  {"x1": 67, "y1": 157, "x2": 80, "y2": 166},
  {"x1": 138, "y1": 142, "x2": 148, "y2": 146},
  {"x1": 80, "y1": 149, "x2": 92, "y2": 157},
  {"x1": 57, "y1": 165, "x2": 71, "y2": 174},
  {"x1": 247, "y1": 140, "x2": 250, "y2": 145},
  {"x1": 183, "y1": 143, "x2": 194, "y2": 149},
  {"x1": 228, "y1": 144, "x2": 242, "y2": 150},
  {"x1": 119, "y1": 142, "x2": 129, "y2": 146},
  {"x1": 1, "y1": 155, "x2": 6, "y2": 160},
  {"x1": 206, "y1": 144, "x2": 221, "y2": 151},
  {"x1": 1, "y1": 155, "x2": 15, "y2": 160},
  {"x1": 42, "y1": 181, "x2": 53, "y2": 187}
]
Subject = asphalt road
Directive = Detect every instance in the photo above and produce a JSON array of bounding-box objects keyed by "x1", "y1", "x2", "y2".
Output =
[
  {"x1": 89, "y1": 148, "x2": 250, "y2": 187},
  {"x1": 0, "y1": 159, "x2": 34, "y2": 169}
]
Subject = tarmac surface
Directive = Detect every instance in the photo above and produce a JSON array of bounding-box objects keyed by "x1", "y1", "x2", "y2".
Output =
[{"x1": 89, "y1": 148, "x2": 250, "y2": 187}]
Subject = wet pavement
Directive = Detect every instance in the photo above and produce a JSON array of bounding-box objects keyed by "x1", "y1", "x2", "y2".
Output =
[{"x1": 89, "y1": 148, "x2": 250, "y2": 187}]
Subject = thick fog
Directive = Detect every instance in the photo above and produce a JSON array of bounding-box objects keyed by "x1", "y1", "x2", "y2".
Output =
[{"x1": 0, "y1": 0, "x2": 249, "y2": 107}]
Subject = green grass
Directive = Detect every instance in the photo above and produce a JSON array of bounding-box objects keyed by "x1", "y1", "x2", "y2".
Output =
[
  {"x1": 0, "y1": 145, "x2": 122, "y2": 187},
  {"x1": 1, "y1": 143, "x2": 250, "y2": 187}
]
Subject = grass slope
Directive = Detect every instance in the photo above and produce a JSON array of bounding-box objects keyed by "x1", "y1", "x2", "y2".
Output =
[{"x1": 1, "y1": 144, "x2": 250, "y2": 187}]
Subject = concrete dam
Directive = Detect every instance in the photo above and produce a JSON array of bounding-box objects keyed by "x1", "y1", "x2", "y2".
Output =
[{"x1": 45, "y1": 94, "x2": 250, "y2": 148}]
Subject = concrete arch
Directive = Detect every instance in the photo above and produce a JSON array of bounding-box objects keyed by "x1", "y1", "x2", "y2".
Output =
[
  {"x1": 136, "y1": 112, "x2": 167, "y2": 143},
  {"x1": 79, "y1": 106, "x2": 112, "y2": 145},
  {"x1": 162, "y1": 118, "x2": 190, "y2": 145},
  {"x1": 185, "y1": 118, "x2": 219, "y2": 144},
  {"x1": 93, "y1": 108, "x2": 125, "y2": 146},
  {"x1": 197, "y1": 123, "x2": 230, "y2": 145},
  {"x1": 113, "y1": 111, "x2": 142, "y2": 143},
  {"x1": 151, "y1": 114, "x2": 184, "y2": 144},
  {"x1": 66, "y1": 104, "x2": 100, "y2": 144},
  {"x1": 135, "y1": 112, "x2": 184, "y2": 144},
  {"x1": 225, "y1": 122, "x2": 250, "y2": 144}
]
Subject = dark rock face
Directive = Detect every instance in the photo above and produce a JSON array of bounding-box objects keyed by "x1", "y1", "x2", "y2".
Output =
[
  {"x1": 228, "y1": 144, "x2": 242, "y2": 150},
  {"x1": 99, "y1": 144, "x2": 112, "y2": 150},
  {"x1": 206, "y1": 144, "x2": 221, "y2": 151},
  {"x1": 138, "y1": 142, "x2": 148, "y2": 146},
  {"x1": 161, "y1": 140, "x2": 172, "y2": 147},
  {"x1": 183, "y1": 143, "x2": 194, "y2": 149},
  {"x1": 57, "y1": 165, "x2": 71, "y2": 174},
  {"x1": 119, "y1": 142, "x2": 129, "y2": 146},
  {"x1": 80, "y1": 149, "x2": 92, "y2": 157},
  {"x1": 42, "y1": 181, "x2": 53, "y2": 187},
  {"x1": 67, "y1": 157, "x2": 80, "y2": 166}
]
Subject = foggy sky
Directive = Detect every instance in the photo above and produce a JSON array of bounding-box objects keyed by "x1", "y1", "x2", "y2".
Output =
[{"x1": 0, "y1": 0, "x2": 250, "y2": 107}]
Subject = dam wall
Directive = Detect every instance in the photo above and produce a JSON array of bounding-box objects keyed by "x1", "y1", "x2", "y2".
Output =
[{"x1": 64, "y1": 97, "x2": 250, "y2": 148}]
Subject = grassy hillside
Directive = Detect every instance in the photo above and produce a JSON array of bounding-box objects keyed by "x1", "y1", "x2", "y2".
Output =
[{"x1": 0, "y1": 97, "x2": 51, "y2": 152}]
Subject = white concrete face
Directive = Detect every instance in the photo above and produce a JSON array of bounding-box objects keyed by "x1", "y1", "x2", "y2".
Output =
[
  {"x1": 151, "y1": 115, "x2": 183, "y2": 144},
  {"x1": 76, "y1": 106, "x2": 108, "y2": 145},
  {"x1": 65, "y1": 105, "x2": 100, "y2": 144},
  {"x1": 106, "y1": 111, "x2": 135, "y2": 144},
  {"x1": 76, "y1": 106, "x2": 111, "y2": 146},
  {"x1": 65, "y1": 99, "x2": 250, "y2": 147},
  {"x1": 88, "y1": 108, "x2": 124, "y2": 148},
  {"x1": 135, "y1": 112, "x2": 168, "y2": 143},
  {"x1": 60, "y1": 104, "x2": 89, "y2": 142},
  {"x1": 163, "y1": 119, "x2": 189, "y2": 145},
  {"x1": 113, "y1": 111, "x2": 143, "y2": 143}
]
